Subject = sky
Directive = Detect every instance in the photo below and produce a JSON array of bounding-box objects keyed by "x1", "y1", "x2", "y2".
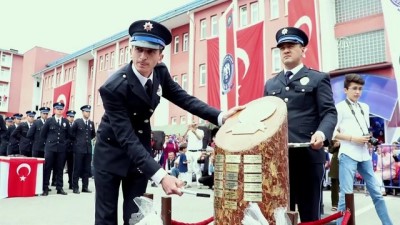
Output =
[{"x1": 0, "y1": 0, "x2": 193, "y2": 54}]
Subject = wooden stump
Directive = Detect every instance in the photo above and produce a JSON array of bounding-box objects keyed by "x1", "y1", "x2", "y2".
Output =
[{"x1": 214, "y1": 96, "x2": 289, "y2": 225}]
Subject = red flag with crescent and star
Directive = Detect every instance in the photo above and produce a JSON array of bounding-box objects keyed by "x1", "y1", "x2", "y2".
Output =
[
  {"x1": 7, "y1": 158, "x2": 39, "y2": 197},
  {"x1": 53, "y1": 82, "x2": 72, "y2": 117}
]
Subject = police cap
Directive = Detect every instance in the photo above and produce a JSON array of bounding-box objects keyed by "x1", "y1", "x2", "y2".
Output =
[
  {"x1": 128, "y1": 20, "x2": 172, "y2": 50},
  {"x1": 13, "y1": 113, "x2": 23, "y2": 119},
  {"x1": 80, "y1": 105, "x2": 92, "y2": 112},
  {"x1": 39, "y1": 107, "x2": 51, "y2": 114},
  {"x1": 5, "y1": 116, "x2": 14, "y2": 122},
  {"x1": 53, "y1": 102, "x2": 65, "y2": 110},
  {"x1": 66, "y1": 110, "x2": 76, "y2": 117},
  {"x1": 276, "y1": 27, "x2": 309, "y2": 47},
  {"x1": 26, "y1": 110, "x2": 37, "y2": 117}
]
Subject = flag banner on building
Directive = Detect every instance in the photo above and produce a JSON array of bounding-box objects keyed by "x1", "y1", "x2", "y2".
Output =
[
  {"x1": 382, "y1": 1, "x2": 400, "y2": 127},
  {"x1": 236, "y1": 22, "x2": 265, "y2": 105},
  {"x1": 53, "y1": 82, "x2": 72, "y2": 117},
  {"x1": 207, "y1": 3, "x2": 265, "y2": 110},
  {"x1": 288, "y1": 0, "x2": 320, "y2": 70}
]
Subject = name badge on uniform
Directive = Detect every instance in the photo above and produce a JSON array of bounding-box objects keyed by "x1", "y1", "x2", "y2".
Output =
[
  {"x1": 63, "y1": 122, "x2": 67, "y2": 127},
  {"x1": 157, "y1": 84, "x2": 162, "y2": 97},
  {"x1": 300, "y1": 77, "x2": 310, "y2": 85}
]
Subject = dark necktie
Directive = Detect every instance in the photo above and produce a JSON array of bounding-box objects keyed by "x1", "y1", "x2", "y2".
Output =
[
  {"x1": 85, "y1": 120, "x2": 88, "y2": 128},
  {"x1": 285, "y1": 71, "x2": 293, "y2": 84},
  {"x1": 145, "y1": 79, "x2": 153, "y2": 98},
  {"x1": 57, "y1": 118, "x2": 60, "y2": 125}
]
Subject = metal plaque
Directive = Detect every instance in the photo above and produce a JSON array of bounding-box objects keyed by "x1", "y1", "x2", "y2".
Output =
[
  {"x1": 225, "y1": 172, "x2": 239, "y2": 181},
  {"x1": 226, "y1": 164, "x2": 239, "y2": 172},
  {"x1": 225, "y1": 200, "x2": 237, "y2": 210},
  {"x1": 215, "y1": 189, "x2": 223, "y2": 198},
  {"x1": 215, "y1": 155, "x2": 225, "y2": 163},
  {"x1": 244, "y1": 183, "x2": 262, "y2": 192},
  {"x1": 225, "y1": 190, "x2": 238, "y2": 199},
  {"x1": 243, "y1": 155, "x2": 262, "y2": 164},
  {"x1": 215, "y1": 180, "x2": 223, "y2": 189},
  {"x1": 244, "y1": 174, "x2": 262, "y2": 182},
  {"x1": 225, "y1": 181, "x2": 238, "y2": 190},
  {"x1": 214, "y1": 172, "x2": 224, "y2": 180},
  {"x1": 244, "y1": 193, "x2": 262, "y2": 202},
  {"x1": 214, "y1": 162, "x2": 224, "y2": 172},
  {"x1": 243, "y1": 164, "x2": 262, "y2": 173},
  {"x1": 225, "y1": 155, "x2": 241, "y2": 163}
]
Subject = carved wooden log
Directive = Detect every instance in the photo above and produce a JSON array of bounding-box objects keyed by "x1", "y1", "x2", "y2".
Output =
[{"x1": 214, "y1": 96, "x2": 289, "y2": 225}]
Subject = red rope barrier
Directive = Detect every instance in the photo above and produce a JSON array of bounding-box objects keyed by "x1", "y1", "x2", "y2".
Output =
[
  {"x1": 298, "y1": 211, "x2": 343, "y2": 225},
  {"x1": 171, "y1": 216, "x2": 214, "y2": 225},
  {"x1": 341, "y1": 210, "x2": 351, "y2": 225}
]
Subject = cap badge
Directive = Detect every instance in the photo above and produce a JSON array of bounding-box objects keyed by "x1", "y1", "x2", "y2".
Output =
[
  {"x1": 143, "y1": 22, "x2": 153, "y2": 32},
  {"x1": 282, "y1": 28, "x2": 288, "y2": 35}
]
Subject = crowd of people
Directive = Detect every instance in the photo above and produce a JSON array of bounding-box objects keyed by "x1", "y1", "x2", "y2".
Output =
[{"x1": 0, "y1": 103, "x2": 96, "y2": 196}]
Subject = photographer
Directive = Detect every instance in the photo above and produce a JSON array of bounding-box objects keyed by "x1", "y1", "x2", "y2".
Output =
[
  {"x1": 333, "y1": 74, "x2": 393, "y2": 225},
  {"x1": 183, "y1": 122, "x2": 204, "y2": 188}
]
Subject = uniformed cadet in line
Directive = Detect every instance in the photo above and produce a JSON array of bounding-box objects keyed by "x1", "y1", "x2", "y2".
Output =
[
  {"x1": 11, "y1": 110, "x2": 36, "y2": 157},
  {"x1": 27, "y1": 107, "x2": 50, "y2": 158},
  {"x1": 264, "y1": 27, "x2": 337, "y2": 222},
  {"x1": 7, "y1": 113, "x2": 23, "y2": 156},
  {"x1": 0, "y1": 116, "x2": 11, "y2": 156},
  {"x1": 65, "y1": 109, "x2": 76, "y2": 190},
  {"x1": 41, "y1": 102, "x2": 71, "y2": 196},
  {"x1": 70, "y1": 105, "x2": 95, "y2": 194},
  {"x1": 93, "y1": 19, "x2": 242, "y2": 225}
]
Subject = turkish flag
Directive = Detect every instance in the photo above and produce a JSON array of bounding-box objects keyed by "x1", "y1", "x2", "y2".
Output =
[
  {"x1": 7, "y1": 158, "x2": 40, "y2": 197},
  {"x1": 53, "y1": 82, "x2": 72, "y2": 117}
]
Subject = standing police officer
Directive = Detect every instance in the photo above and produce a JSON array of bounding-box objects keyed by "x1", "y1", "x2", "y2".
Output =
[
  {"x1": 7, "y1": 113, "x2": 23, "y2": 155},
  {"x1": 27, "y1": 107, "x2": 50, "y2": 158},
  {"x1": 41, "y1": 102, "x2": 70, "y2": 196},
  {"x1": 70, "y1": 105, "x2": 95, "y2": 194},
  {"x1": 12, "y1": 110, "x2": 36, "y2": 157},
  {"x1": 0, "y1": 116, "x2": 12, "y2": 156},
  {"x1": 264, "y1": 27, "x2": 337, "y2": 222},
  {"x1": 65, "y1": 109, "x2": 76, "y2": 190}
]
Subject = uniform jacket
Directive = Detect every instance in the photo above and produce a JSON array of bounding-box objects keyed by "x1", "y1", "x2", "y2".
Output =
[
  {"x1": 26, "y1": 119, "x2": 46, "y2": 152},
  {"x1": 93, "y1": 62, "x2": 221, "y2": 177},
  {"x1": 40, "y1": 117, "x2": 70, "y2": 152},
  {"x1": 66, "y1": 122, "x2": 74, "y2": 152},
  {"x1": 264, "y1": 66, "x2": 337, "y2": 163},
  {"x1": 7, "y1": 125, "x2": 19, "y2": 154},
  {"x1": 0, "y1": 125, "x2": 10, "y2": 154},
  {"x1": 70, "y1": 118, "x2": 95, "y2": 154},
  {"x1": 0, "y1": 115, "x2": 6, "y2": 145},
  {"x1": 11, "y1": 122, "x2": 33, "y2": 154}
]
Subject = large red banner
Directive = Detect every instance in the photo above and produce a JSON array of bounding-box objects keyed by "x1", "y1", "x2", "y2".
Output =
[
  {"x1": 7, "y1": 158, "x2": 39, "y2": 197},
  {"x1": 207, "y1": 37, "x2": 220, "y2": 109},
  {"x1": 288, "y1": 0, "x2": 320, "y2": 70},
  {"x1": 53, "y1": 82, "x2": 72, "y2": 117}
]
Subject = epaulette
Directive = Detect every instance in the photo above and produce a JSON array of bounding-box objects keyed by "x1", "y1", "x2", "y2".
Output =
[{"x1": 102, "y1": 72, "x2": 127, "y2": 92}]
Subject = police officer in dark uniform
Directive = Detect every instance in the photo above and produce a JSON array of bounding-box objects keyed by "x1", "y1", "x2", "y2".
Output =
[
  {"x1": 65, "y1": 109, "x2": 76, "y2": 190},
  {"x1": 7, "y1": 113, "x2": 23, "y2": 155},
  {"x1": 41, "y1": 102, "x2": 70, "y2": 196},
  {"x1": 0, "y1": 116, "x2": 11, "y2": 156},
  {"x1": 264, "y1": 27, "x2": 337, "y2": 222},
  {"x1": 11, "y1": 111, "x2": 36, "y2": 157},
  {"x1": 27, "y1": 107, "x2": 50, "y2": 158},
  {"x1": 70, "y1": 105, "x2": 95, "y2": 194},
  {"x1": 93, "y1": 20, "x2": 242, "y2": 225}
]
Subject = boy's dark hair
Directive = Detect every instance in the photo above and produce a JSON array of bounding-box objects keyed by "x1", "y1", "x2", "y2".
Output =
[
  {"x1": 179, "y1": 143, "x2": 187, "y2": 151},
  {"x1": 344, "y1": 73, "x2": 365, "y2": 89}
]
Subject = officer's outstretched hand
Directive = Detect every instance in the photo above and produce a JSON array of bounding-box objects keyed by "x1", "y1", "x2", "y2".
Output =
[
  {"x1": 160, "y1": 175, "x2": 184, "y2": 196},
  {"x1": 310, "y1": 133, "x2": 324, "y2": 150},
  {"x1": 222, "y1": 106, "x2": 246, "y2": 124}
]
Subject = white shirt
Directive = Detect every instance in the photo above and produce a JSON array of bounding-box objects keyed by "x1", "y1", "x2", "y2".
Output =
[
  {"x1": 284, "y1": 63, "x2": 304, "y2": 80},
  {"x1": 186, "y1": 128, "x2": 204, "y2": 151},
  {"x1": 334, "y1": 99, "x2": 371, "y2": 162}
]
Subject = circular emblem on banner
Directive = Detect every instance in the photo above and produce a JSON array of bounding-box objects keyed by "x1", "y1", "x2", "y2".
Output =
[
  {"x1": 221, "y1": 54, "x2": 234, "y2": 95},
  {"x1": 16, "y1": 163, "x2": 32, "y2": 182}
]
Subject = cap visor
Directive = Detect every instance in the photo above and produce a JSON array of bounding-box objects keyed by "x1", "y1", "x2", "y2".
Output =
[{"x1": 131, "y1": 40, "x2": 163, "y2": 50}]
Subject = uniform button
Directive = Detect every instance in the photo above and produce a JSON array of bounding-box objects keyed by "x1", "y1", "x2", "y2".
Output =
[
  {"x1": 107, "y1": 138, "x2": 110, "y2": 141},
  {"x1": 122, "y1": 74, "x2": 126, "y2": 78},
  {"x1": 133, "y1": 113, "x2": 137, "y2": 116},
  {"x1": 302, "y1": 89, "x2": 305, "y2": 92},
  {"x1": 57, "y1": 137, "x2": 60, "y2": 139},
  {"x1": 58, "y1": 133, "x2": 60, "y2": 135},
  {"x1": 144, "y1": 119, "x2": 149, "y2": 123},
  {"x1": 310, "y1": 132, "x2": 314, "y2": 134},
  {"x1": 285, "y1": 87, "x2": 289, "y2": 91},
  {"x1": 149, "y1": 109, "x2": 153, "y2": 113},
  {"x1": 272, "y1": 92, "x2": 276, "y2": 95},
  {"x1": 284, "y1": 98, "x2": 288, "y2": 102},
  {"x1": 138, "y1": 130, "x2": 143, "y2": 134}
]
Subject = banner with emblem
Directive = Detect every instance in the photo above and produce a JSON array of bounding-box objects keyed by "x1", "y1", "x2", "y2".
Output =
[
  {"x1": 53, "y1": 82, "x2": 72, "y2": 117},
  {"x1": 288, "y1": 0, "x2": 320, "y2": 70}
]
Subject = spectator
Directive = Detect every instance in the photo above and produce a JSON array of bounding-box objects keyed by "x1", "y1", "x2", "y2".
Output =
[
  {"x1": 184, "y1": 122, "x2": 204, "y2": 187},
  {"x1": 197, "y1": 149, "x2": 214, "y2": 189},
  {"x1": 177, "y1": 143, "x2": 190, "y2": 186},
  {"x1": 162, "y1": 135, "x2": 179, "y2": 167},
  {"x1": 375, "y1": 145, "x2": 397, "y2": 195}
]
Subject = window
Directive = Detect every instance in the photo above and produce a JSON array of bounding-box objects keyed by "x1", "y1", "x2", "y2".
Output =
[
  {"x1": 270, "y1": 0, "x2": 279, "y2": 20},
  {"x1": 335, "y1": 0, "x2": 382, "y2": 23},
  {"x1": 110, "y1": 51, "x2": 115, "y2": 68},
  {"x1": 211, "y1": 15, "x2": 218, "y2": 36},
  {"x1": 180, "y1": 116, "x2": 186, "y2": 125},
  {"x1": 272, "y1": 48, "x2": 282, "y2": 73},
  {"x1": 338, "y1": 30, "x2": 385, "y2": 69},
  {"x1": 105, "y1": 54, "x2": 109, "y2": 70},
  {"x1": 173, "y1": 75, "x2": 178, "y2": 83},
  {"x1": 73, "y1": 67, "x2": 76, "y2": 80},
  {"x1": 99, "y1": 56, "x2": 104, "y2": 71},
  {"x1": 119, "y1": 48, "x2": 124, "y2": 65},
  {"x1": 1, "y1": 54, "x2": 10, "y2": 64},
  {"x1": 0, "y1": 68, "x2": 10, "y2": 81},
  {"x1": 183, "y1": 33, "x2": 189, "y2": 52},
  {"x1": 200, "y1": 19, "x2": 207, "y2": 40},
  {"x1": 171, "y1": 117, "x2": 177, "y2": 125},
  {"x1": 250, "y1": 2, "x2": 259, "y2": 23},
  {"x1": 90, "y1": 66, "x2": 94, "y2": 79},
  {"x1": 239, "y1": 5, "x2": 248, "y2": 27},
  {"x1": 125, "y1": 46, "x2": 129, "y2": 63},
  {"x1": 181, "y1": 74, "x2": 188, "y2": 91},
  {"x1": 174, "y1": 36, "x2": 179, "y2": 53},
  {"x1": 199, "y1": 64, "x2": 206, "y2": 86}
]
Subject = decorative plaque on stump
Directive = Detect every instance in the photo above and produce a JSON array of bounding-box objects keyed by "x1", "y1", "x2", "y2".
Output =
[{"x1": 214, "y1": 96, "x2": 289, "y2": 225}]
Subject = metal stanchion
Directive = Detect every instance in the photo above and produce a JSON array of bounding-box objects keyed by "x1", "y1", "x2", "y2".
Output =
[
  {"x1": 161, "y1": 196, "x2": 172, "y2": 225},
  {"x1": 345, "y1": 193, "x2": 355, "y2": 225}
]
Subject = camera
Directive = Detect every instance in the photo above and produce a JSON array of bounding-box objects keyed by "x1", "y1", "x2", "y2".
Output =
[{"x1": 368, "y1": 136, "x2": 379, "y2": 146}]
